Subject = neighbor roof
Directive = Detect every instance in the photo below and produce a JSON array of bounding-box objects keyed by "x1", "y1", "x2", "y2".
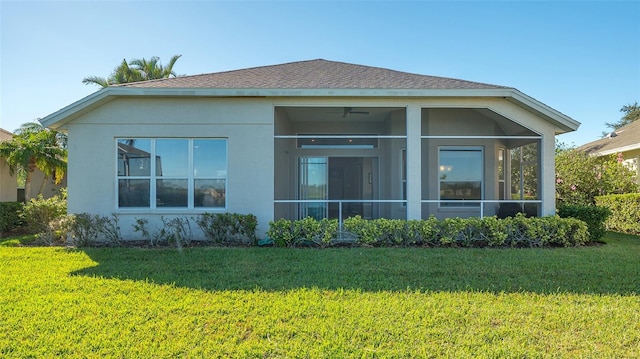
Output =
[
  {"x1": 0, "y1": 128, "x2": 13, "y2": 141},
  {"x1": 579, "y1": 120, "x2": 640, "y2": 156},
  {"x1": 116, "y1": 59, "x2": 509, "y2": 90}
]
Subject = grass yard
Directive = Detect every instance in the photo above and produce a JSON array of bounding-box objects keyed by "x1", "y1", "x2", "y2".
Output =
[{"x1": 1, "y1": 233, "x2": 639, "y2": 358}]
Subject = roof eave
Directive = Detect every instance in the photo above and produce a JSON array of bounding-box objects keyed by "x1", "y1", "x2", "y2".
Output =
[
  {"x1": 40, "y1": 87, "x2": 580, "y2": 133},
  {"x1": 593, "y1": 144, "x2": 640, "y2": 156},
  {"x1": 506, "y1": 90, "x2": 580, "y2": 134}
]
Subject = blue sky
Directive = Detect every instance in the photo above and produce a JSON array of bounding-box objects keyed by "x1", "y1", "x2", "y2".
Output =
[{"x1": 1, "y1": 1, "x2": 638, "y2": 146}]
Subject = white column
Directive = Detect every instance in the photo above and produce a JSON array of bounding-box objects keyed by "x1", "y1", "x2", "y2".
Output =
[
  {"x1": 541, "y1": 130, "x2": 556, "y2": 216},
  {"x1": 406, "y1": 105, "x2": 422, "y2": 220}
]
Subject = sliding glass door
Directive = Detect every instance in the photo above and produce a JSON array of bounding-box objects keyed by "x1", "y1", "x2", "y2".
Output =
[
  {"x1": 299, "y1": 156, "x2": 376, "y2": 220},
  {"x1": 299, "y1": 157, "x2": 328, "y2": 219}
]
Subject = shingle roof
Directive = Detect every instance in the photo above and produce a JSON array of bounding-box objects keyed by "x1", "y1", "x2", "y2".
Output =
[
  {"x1": 0, "y1": 128, "x2": 13, "y2": 141},
  {"x1": 116, "y1": 59, "x2": 509, "y2": 90},
  {"x1": 579, "y1": 120, "x2": 640, "y2": 155}
]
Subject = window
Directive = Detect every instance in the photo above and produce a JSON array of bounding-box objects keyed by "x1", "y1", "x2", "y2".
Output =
[
  {"x1": 498, "y1": 148, "x2": 506, "y2": 200},
  {"x1": 401, "y1": 148, "x2": 407, "y2": 204},
  {"x1": 438, "y1": 147, "x2": 483, "y2": 207},
  {"x1": 117, "y1": 138, "x2": 227, "y2": 209},
  {"x1": 510, "y1": 142, "x2": 538, "y2": 200}
]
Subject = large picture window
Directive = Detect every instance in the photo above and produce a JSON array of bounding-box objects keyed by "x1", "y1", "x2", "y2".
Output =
[
  {"x1": 117, "y1": 138, "x2": 227, "y2": 209},
  {"x1": 438, "y1": 147, "x2": 483, "y2": 207}
]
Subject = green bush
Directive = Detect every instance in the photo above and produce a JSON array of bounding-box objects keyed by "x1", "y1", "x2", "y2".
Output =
[
  {"x1": 267, "y1": 217, "x2": 337, "y2": 247},
  {"x1": 595, "y1": 193, "x2": 640, "y2": 235},
  {"x1": 133, "y1": 216, "x2": 193, "y2": 247},
  {"x1": 194, "y1": 213, "x2": 258, "y2": 245},
  {"x1": 0, "y1": 202, "x2": 23, "y2": 236},
  {"x1": 21, "y1": 192, "x2": 67, "y2": 244},
  {"x1": 66, "y1": 213, "x2": 122, "y2": 247},
  {"x1": 266, "y1": 218, "x2": 296, "y2": 247},
  {"x1": 556, "y1": 150, "x2": 638, "y2": 206},
  {"x1": 557, "y1": 205, "x2": 611, "y2": 241},
  {"x1": 270, "y1": 215, "x2": 590, "y2": 248}
]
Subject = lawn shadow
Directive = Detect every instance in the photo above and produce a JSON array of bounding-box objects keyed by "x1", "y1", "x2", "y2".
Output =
[{"x1": 71, "y1": 235, "x2": 640, "y2": 295}]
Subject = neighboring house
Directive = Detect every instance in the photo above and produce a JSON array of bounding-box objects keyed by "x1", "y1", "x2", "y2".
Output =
[
  {"x1": 578, "y1": 120, "x2": 640, "y2": 182},
  {"x1": 0, "y1": 127, "x2": 66, "y2": 202},
  {"x1": 40, "y1": 59, "x2": 579, "y2": 238},
  {"x1": 0, "y1": 128, "x2": 18, "y2": 202}
]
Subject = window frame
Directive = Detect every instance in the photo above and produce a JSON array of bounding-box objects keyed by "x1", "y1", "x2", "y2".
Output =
[
  {"x1": 438, "y1": 146, "x2": 484, "y2": 208},
  {"x1": 115, "y1": 138, "x2": 227, "y2": 210},
  {"x1": 401, "y1": 148, "x2": 407, "y2": 206},
  {"x1": 498, "y1": 147, "x2": 506, "y2": 200}
]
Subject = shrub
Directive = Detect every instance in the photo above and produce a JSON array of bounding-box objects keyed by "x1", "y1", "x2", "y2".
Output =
[
  {"x1": 194, "y1": 212, "x2": 257, "y2": 245},
  {"x1": 272, "y1": 215, "x2": 589, "y2": 248},
  {"x1": 293, "y1": 217, "x2": 338, "y2": 247},
  {"x1": 343, "y1": 216, "x2": 409, "y2": 246},
  {"x1": 556, "y1": 149, "x2": 638, "y2": 206},
  {"x1": 66, "y1": 213, "x2": 102, "y2": 247},
  {"x1": 66, "y1": 213, "x2": 122, "y2": 247},
  {"x1": 503, "y1": 214, "x2": 589, "y2": 247},
  {"x1": 267, "y1": 217, "x2": 337, "y2": 247},
  {"x1": 595, "y1": 193, "x2": 640, "y2": 235},
  {"x1": 0, "y1": 202, "x2": 23, "y2": 236},
  {"x1": 161, "y1": 216, "x2": 193, "y2": 248},
  {"x1": 557, "y1": 205, "x2": 611, "y2": 241},
  {"x1": 133, "y1": 217, "x2": 193, "y2": 247},
  {"x1": 406, "y1": 217, "x2": 439, "y2": 246},
  {"x1": 21, "y1": 192, "x2": 67, "y2": 244},
  {"x1": 266, "y1": 219, "x2": 296, "y2": 247}
]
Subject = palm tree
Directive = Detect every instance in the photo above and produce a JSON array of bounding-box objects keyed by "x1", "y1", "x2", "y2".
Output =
[
  {"x1": 129, "y1": 55, "x2": 181, "y2": 80},
  {"x1": 0, "y1": 122, "x2": 67, "y2": 201},
  {"x1": 82, "y1": 55, "x2": 182, "y2": 88}
]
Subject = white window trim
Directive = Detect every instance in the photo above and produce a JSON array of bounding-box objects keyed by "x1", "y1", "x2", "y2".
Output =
[{"x1": 115, "y1": 138, "x2": 227, "y2": 211}]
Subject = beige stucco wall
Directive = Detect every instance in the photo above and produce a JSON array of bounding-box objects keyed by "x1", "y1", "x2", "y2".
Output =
[
  {"x1": 0, "y1": 130, "x2": 17, "y2": 202},
  {"x1": 64, "y1": 97, "x2": 274, "y2": 239},
  {"x1": 27, "y1": 170, "x2": 66, "y2": 200},
  {"x1": 0, "y1": 158, "x2": 18, "y2": 202},
  {"x1": 621, "y1": 148, "x2": 640, "y2": 183},
  {"x1": 60, "y1": 95, "x2": 560, "y2": 239}
]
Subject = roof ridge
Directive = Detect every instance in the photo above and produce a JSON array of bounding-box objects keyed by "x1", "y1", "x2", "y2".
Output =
[
  {"x1": 115, "y1": 59, "x2": 510, "y2": 90},
  {"x1": 116, "y1": 59, "x2": 330, "y2": 87}
]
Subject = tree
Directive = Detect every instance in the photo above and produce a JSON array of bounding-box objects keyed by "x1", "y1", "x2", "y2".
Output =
[
  {"x1": 82, "y1": 55, "x2": 182, "y2": 88},
  {"x1": 604, "y1": 102, "x2": 640, "y2": 133},
  {"x1": 555, "y1": 148, "x2": 638, "y2": 206},
  {"x1": 0, "y1": 122, "x2": 67, "y2": 201}
]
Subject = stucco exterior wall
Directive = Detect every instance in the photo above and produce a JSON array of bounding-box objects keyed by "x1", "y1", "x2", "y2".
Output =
[
  {"x1": 0, "y1": 158, "x2": 18, "y2": 202},
  {"x1": 62, "y1": 95, "x2": 560, "y2": 240},
  {"x1": 621, "y1": 149, "x2": 640, "y2": 183},
  {"x1": 65, "y1": 97, "x2": 274, "y2": 239}
]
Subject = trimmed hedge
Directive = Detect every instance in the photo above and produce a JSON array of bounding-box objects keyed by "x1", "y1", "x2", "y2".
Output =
[
  {"x1": 0, "y1": 202, "x2": 23, "y2": 235},
  {"x1": 595, "y1": 193, "x2": 640, "y2": 235},
  {"x1": 557, "y1": 205, "x2": 611, "y2": 241},
  {"x1": 266, "y1": 217, "x2": 338, "y2": 247},
  {"x1": 267, "y1": 215, "x2": 590, "y2": 248}
]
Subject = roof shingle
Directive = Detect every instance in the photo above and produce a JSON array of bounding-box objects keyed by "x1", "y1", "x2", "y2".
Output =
[
  {"x1": 579, "y1": 120, "x2": 640, "y2": 155},
  {"x1": 116, "y1": 59, "x2": 509, "y2": 90}
]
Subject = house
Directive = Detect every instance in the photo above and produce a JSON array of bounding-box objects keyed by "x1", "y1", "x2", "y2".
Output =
[
  {"x1": 578, "y1": 120, "x2": 640, "y2": 182},
  {"x1": 0, "y1": 127, "x2": 67, "y2": 202},
  {"x1": 0, "y1": 128, "x2": 18, "y2": 202},
  {"x1": 40, "y1": 59, "x2": 579, "y2": 238}
]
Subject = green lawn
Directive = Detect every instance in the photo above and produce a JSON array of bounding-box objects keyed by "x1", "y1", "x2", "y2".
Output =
[{"x1": 1, "y1": 233, "x2": 639, "y2": 358}]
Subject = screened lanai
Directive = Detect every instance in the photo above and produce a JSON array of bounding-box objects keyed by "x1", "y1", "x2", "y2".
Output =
[{"x1": 274, "y1": 105, "x2": 542, "y2": 224}]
